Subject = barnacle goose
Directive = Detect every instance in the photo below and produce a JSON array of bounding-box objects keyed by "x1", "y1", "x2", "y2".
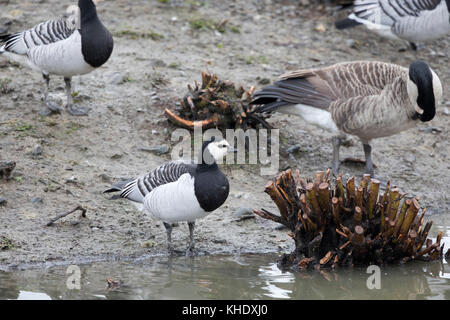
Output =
[
  {"x1": 104, "y1": 137, "x2": 237, "y2": 255},
  {"x1": 335, "y1": 0, "x2": 450, "y2": 49},
  {"x1": 251, "y1": 60, "x2": 443, "y2": 176},
  {"x1": 0, "y1": 0, "x2": 113, "y2": 116}
]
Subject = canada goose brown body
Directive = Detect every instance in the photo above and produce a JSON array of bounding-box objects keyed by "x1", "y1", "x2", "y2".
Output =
[{"x1": 252, "y1": 60, "x2": 443, "y2": 176}]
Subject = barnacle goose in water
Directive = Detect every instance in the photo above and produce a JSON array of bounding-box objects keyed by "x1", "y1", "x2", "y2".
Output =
[
  {"x1": 251, "y1": 60, "x2": 442, "y2": 177},
  {"x1": 335, "y1": 0, "x2": 450, "y2": 49},
  {"x1": 104, "y1": 137, "x2": 237, "y2": 255},
  {"x1": 0, "y1": 0, "x2": 113, "y2": 116}
]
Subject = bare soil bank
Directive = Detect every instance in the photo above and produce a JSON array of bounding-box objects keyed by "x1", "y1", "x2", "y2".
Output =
[{"x1": 0, "y1": 0, "x2": 448, "y2": 270}]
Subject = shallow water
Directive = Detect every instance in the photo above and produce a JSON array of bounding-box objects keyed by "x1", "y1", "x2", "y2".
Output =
[{"x1": 1, "y1": 239, "x2": 449, "y2": 300}]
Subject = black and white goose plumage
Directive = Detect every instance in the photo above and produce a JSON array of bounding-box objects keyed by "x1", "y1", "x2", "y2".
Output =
[
  {"x1": 335, "y1": 0, "x2": 450, "y2": 49},
  {"x1": 104, "y1": 138, "x2": 237, "y2": 255},
  {"x1": 251, "y1": 60, "x2": 443, "y2": 177},
  {"x1": 0, "y1": 0, "x2": 113, "y2": 116}
]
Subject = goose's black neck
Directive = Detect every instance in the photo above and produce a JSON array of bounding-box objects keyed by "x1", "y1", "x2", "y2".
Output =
[
  {"x1": 197, "y1": 162, "x2": 219, "y2": 172},
  {"x1": 193, "y1": 141, "x2": 229, "y2": 212},
  {"x1": 409, "y1": 61, "x2": 436, "y2": 123},
  {"x1": 79, "y1": 0, "x2": 114, "y2": 68},
  {"x1": 79, "y1": 0, "x2": 97, "y2": 24}
]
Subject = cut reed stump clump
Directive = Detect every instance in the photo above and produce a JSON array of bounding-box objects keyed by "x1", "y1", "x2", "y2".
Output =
[
  {"x1": 254, "y1": 169, "x2": 445, "y2": 270},
  {"x1": 164, "y1": 72, "x2": 272, "y2": 130}
]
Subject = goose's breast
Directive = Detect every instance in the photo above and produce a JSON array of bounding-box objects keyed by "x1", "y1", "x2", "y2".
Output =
[
  {"x1": 143, "y1": 173, "x2": 207, "y2": 223},
  {"x1": 28, "y1": 31, "x2": 94, "y2": 76}
]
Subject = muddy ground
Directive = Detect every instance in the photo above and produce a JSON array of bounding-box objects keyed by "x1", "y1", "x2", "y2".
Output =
[{"x1": 0, "y1": 0, "x2": 448, "y2": 270}]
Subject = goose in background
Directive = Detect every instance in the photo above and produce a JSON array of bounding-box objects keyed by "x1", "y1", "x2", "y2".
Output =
[
  {"x1": 251, "y1": 60, "x2": 442, "y2": 177},
  {"x1": 104, "y1": 137, "x2": 237, "y2": 256},
  {"x1": 335, "y1": 0, "x2": 450, "y2": 49},
  {"x1": 0, "y1": 0, "x2": 113, "y2": 116}
]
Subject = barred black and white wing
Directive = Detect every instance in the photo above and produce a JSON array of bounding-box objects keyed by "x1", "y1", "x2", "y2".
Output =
[
  {"x1": 336, "y1": 0, "x2": 450, "y2": 42},
  {"x1": 0, "y1": 18, "x2": 76, "y2": 55},
  {"x1": 105, "y1": 160, "x2": 195, "y2": 203}
]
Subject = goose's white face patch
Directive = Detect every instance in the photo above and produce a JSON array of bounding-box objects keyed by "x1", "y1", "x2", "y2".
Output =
[
  {"x1": 407, "y1": 68, "x2": 442, "y2": 114},
  {"x1": 431, "y1": 69, "x2": 443, "y2": 103},
  {"x1": 207, "y1": 139, "x2": 230, "y2": 161},
  {"x1": 407, "y1": 79, "x2": 421, "y2": 114}
]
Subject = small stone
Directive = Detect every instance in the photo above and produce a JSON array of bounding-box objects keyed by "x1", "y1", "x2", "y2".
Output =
[
  {"x1": 141, "y1": 241, "x2": 156, "y2": 248},
  {"x1": 110, "y1": 153, "x2": 123, "y2": 160},
  {"x1": 315, "y1": 23, "x2": 326, "y2": 32},
  {"x1": 346, "y1": 39, "x2": 356, "y2": 48},
  {"x1": 31, "y1": 197, "x2": 43, "y2": 205},
  {"x1": 443, "y1": 107, "x2": 449, "y2": 116},
  {"x1": 98, "y1": 173, "x2": 111, "y2": 183},
  {"x1": 149, "y1": 59, "x2": 167, "y2": 68},
  {"x1": 32, "y1": 144, "x2": 43, "y2": 156},
  {"x1": 0, "y1": 197, "x2": 6, "y2": 206},
  {"x1": 405, "y1": 155, "x2": 416, "y2": 163},
  {"x1": 0, "y1": 26, "x2": 9, "y2": 34},
  {"x1": 253, "y1": 15, "x2": 262, "y2": 22},
  {"x1": 234, "y1": 207, "x2": 255, "y2": 221},
  {"x1": 419, "y1": 127, "x2": 442, "y2": 133},
  {"x1": 258, "y1": 78, "x2": 271, "y2": 85},
  {"x1": 286, "y1": 145, "x2": 301, "y2": 154},
  {"x1": 139, "y1": 145, "x2": 169, "y2": 155},
  {"x1": 106, "y1": 72, "x2": 126, "y2": 85}
]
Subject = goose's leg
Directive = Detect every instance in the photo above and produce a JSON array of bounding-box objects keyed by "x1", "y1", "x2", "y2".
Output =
[
  {"x1": 163, "y1": 222, "x2": 175, "y2": 255},
  {"x1": 40, "y1": 73, "x2": 62, "y2": 115},
  {"x1": 186, "y1": 221, "x2": 198, "y2": 256},
  {"x1": 64, "y1": 77, "x2": 90, "y2": 116},
  {"x1": 331, "y1": 135, "x2": 341, "y2": 176},
  {"x1": 409, "y1": 42, "x2": 426, "y2": 51},
  {"x1": 363, "y1": 143, "x2": 375, "y2": 177}
]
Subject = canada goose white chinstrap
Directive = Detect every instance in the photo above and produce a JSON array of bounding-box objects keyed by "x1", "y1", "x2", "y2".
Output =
[
  {"x1": 104, "y1": 138, "x2": 237, "y2": 255},
  {"x1": 251, "y1": 60, "x2": 443, "y2": 176},
  {"x1": 335, "y1": 0, "x2": 450, "y2": 49},
  {"x1": 0, "y1": 0, "x2": 113, "y2": 116}
]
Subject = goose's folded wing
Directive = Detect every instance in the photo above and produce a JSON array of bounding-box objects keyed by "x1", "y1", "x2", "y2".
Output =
[
  {"x1": 351, "y1": 0, "x2": 442, "y2": 24},
  {"x1": 0, "y1": 18, "x2": 76, "y2": 54},
  {"x1": 252, "y1": 61, "x2": 401, "y2": 113},
  {"x1": 117, "y1": 160, "x2": 195, "y2": 203}
]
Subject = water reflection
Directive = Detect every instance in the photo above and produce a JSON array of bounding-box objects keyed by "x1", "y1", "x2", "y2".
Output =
[{"x1": 0, "y1": 252, "x2": 449, "y2": 300}]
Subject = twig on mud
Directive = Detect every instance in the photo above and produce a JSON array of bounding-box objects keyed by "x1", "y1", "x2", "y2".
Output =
[{"x1": 45, "y1": 205, "x2": 87, "y2": 226}]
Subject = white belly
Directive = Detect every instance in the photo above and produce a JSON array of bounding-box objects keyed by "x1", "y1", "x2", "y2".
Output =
[
  {"x1": 143, "y1": 173, "x2": 209, "y2": 223},
  {"x1": 278, "y1": 104, "x2": 339, "y2": 132},
  {"x1": 27, "y1": 31, "x2": 94, "y2": 77}
]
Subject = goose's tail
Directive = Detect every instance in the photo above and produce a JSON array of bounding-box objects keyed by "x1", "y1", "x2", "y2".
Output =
[
  {"x1": 335, "y1": 17, "x2": 362, "y2": 29},
  {"x1": 0, "y1": 34, "x2": 10, "y2": 53},
  {"x1": 250, "y1": 85, "x2": 291, "y2": 114},
  {"x1": 104, "y1": 178, "x2": 134, "y2": 200}
]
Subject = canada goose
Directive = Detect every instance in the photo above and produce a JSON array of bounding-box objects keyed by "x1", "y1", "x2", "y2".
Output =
[
  {"x1": 104, "y1": 137, "x2": 237, "y2": 255},
  {"x1": 0, "y1": 0, "x2": 113, "y2": 116},
  {"x1": 251, "y1": 60, "x2": 443, "y2": 176},
  {"x1": 335, "y1": 0, "x2": 450, "y2": 49}
]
